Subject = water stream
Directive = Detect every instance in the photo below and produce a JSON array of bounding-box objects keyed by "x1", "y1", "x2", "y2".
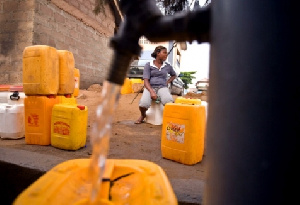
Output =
[{"x1": 88, "y1": 81, "x2": 121, "y2": 203}]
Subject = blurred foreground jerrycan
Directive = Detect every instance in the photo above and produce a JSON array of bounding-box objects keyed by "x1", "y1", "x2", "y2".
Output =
[{"x1": 13, "y1": 159, "x2": 178, "y2": 204}]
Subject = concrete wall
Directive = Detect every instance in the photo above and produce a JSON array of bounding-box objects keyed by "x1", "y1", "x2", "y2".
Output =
[{"x1": 0, "y1": 0, "x2": 117, "y2": 89}]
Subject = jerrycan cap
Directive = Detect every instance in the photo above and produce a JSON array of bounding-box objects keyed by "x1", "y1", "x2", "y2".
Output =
[
  {"x1": 77, "y1": 105, "x2": 85, "y2": 110},
  {"x1": 64, "y1": 94, "x2": 72, "y2": 98}
]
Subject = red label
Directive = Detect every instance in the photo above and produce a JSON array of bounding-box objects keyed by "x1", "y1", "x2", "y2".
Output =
[
  {"x1": 53, "y1": 121, "x2": 70, "y2": 136},
  {"x1": 28, "y1": 114, "x2": 39, "y2": 127}
]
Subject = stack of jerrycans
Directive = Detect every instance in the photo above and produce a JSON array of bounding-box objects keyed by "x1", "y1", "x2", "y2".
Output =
[
  {"x1": 51, "y1": 50, "x2": 88, "y2": 151},
  {"x1": 161, "y1": 97, "x2": 207, "y2": 165},
  {"x1": 23, "y1": 45, "x2": 87, "y2": 149},
  {"x1": 23, "y1": 45, "x2": 60, "y2": 145}
]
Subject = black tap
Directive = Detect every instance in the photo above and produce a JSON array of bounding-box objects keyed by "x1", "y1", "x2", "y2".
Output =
[{"x1": 107, "y1": 0, "x2": 210, "y2": 85}]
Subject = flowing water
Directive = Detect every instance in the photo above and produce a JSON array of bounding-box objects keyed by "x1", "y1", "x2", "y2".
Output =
[{"x1": 88, "y1": 81, "x2": 121, "y2": 203}]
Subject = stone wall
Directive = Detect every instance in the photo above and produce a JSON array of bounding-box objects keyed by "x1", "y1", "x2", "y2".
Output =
[{"x1": 0, "y1": 0, "x2": 118, "y2": 89}]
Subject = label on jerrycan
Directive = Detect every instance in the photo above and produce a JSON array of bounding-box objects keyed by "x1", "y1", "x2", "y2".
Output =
[{"x1": 161, "y1": 103, "x2": 206, "y2": 165}]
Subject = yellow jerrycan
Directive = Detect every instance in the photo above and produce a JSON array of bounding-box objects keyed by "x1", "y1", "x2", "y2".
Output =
[
  {"x1": 57, "y1": 94, "x2": 77, "y2": 105},
  {"x1": 161, "y1": 102, "x2": 207, "y2": 165},
  {"x1": 24, "y1": 95, "x2": 59, "y2": 145},
  {"x1": 22, "y1": 45, "x2": 59, "y2": 95},
  {"x1": 13, "y1": 159, "x2": 178, "y2": 205},
  {"x1": 120, "y1": 78, "x2": 133, "y2": 94},
  {"x1": 57, "y1": 50, "x2": 75, "y2": 95},
  {"x1": 51, "y1": 104, "x2": 88, "y2": 150}
]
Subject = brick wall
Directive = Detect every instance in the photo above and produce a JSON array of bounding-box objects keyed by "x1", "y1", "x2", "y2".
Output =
[
  {"x1": 0, "y1": 0, "x2": 34, "y2": 84},
  {"x1": 0, "y1": 0, "x2": 118, "y2": 89}
]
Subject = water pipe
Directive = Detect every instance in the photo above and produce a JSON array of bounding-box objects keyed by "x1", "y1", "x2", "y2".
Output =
[{"x1": 106, "y1": 0, "x2": 299, "y2": 204}]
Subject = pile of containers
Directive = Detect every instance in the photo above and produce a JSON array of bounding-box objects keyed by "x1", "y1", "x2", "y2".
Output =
[
  {"x1": 14, "y1": 46, "x2": 179, "y2": 204},
  {"x1": 23, "y1": 45, "x2": 87, "y2": 150},
  {"x1": 0, "y1": 85, "x2": 26, "y2": 139}
]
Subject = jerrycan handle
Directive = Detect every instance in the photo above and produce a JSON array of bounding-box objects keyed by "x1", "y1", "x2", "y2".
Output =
[{"x1": 10, "y1": 91, "x2": 20, "y2": 101}]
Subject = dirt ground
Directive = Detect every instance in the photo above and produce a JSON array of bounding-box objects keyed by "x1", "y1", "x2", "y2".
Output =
[
  {"x1": 76, "y1": 83, "x2": 207, "y2": 175},
  {"x1": 0, "y1": 84, "x2": 207, "y2": 204},
  {"x1": 79, "y1": 84, "x2": 207, "y2": 163}
]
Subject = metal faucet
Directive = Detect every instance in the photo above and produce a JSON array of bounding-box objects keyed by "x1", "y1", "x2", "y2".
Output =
[{"x1": 107, "y1": 0, "x2": 298, "y2": 204}]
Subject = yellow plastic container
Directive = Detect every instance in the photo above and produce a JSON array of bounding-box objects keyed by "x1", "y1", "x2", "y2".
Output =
[
  {"x1": 175, "y1": 97, "x2": 201, "y2": 105},
  {"x1": 57, "y1": 94, "x2": 77, "y2": 105},
  {"x1": 161, "y1": 103, "x2": 206, "y2": 165},
  {"x1": 57, "y1": 50, "x2": 75, "y2": 95},
  {"x1": 24, "y1": 95, "x2": 59, "y2": 145},
  {"x1": 22, "y1": 45, "x2": 59, "y2": 95},
  {"x1": 120, "y1": 78, "x2": 133, "y2": 94},
  {"x1": 14, "y1": 159, "x2": 177, "y2": 205},
  {"x1": 73, "y1": 68, "x2": 80, "y2": 97},
  {"x1": 130, "y1": 78, "x2": 143, "y2": 84},
  {"x1": 51, "y1": 104, "x2": 88, "y2": 150}
]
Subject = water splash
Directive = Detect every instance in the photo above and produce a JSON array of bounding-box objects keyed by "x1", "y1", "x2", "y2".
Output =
[{"x1": 88, "y1": 81, "x2": 120, "y2": 203}]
